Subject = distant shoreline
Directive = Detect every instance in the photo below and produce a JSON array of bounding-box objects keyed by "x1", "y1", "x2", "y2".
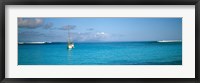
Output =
[{"x1": 18, "y1": 40, "x2": 182, "y2": 44}]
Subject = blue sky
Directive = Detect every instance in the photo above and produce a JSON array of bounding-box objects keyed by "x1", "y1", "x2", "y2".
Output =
[{"x1": 18, "y1": 18, "x2": 182, "y2": 42}]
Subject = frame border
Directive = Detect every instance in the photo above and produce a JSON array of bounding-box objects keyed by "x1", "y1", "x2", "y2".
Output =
[{"x1": 0, "y1": 0, "x2": 199, "y2": 83}]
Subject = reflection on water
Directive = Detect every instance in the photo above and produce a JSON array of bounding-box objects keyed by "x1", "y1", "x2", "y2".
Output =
[{"x1": 67, "y1": 49, "x2": 73, "y2": 64}]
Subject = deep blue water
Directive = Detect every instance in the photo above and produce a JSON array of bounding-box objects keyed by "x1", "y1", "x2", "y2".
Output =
[{"x1": 18, "y1": 42, "x2": 182, "y2": 65}]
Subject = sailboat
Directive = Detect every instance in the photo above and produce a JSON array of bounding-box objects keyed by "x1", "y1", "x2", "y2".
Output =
[{"x1": 67, "y1": 26, "x2": 74, "y2": 49}]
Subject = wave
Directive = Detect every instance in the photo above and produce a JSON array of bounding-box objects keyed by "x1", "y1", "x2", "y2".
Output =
[
  {"x1": 18, "y1": 42, "x2": 50, "y2": 44},
  {"x1": 157, "y1": 40, "x2": 182, "y2": 43},
  {"x1": 18, "y1": 42, "x2": 24, "y2": 44}
]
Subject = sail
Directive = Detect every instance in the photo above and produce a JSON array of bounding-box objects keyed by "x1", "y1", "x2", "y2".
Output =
[{"x1": 66, "y1": 25, "x2": 75, "y2": 49}]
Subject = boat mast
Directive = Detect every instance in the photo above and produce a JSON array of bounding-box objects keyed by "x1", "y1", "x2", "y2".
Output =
[{"x1": 67, "y1": 27, "x2": 71, "y2": 44}]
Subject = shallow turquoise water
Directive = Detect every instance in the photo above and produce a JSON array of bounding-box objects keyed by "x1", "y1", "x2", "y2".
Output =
[{"x1": 18, "y1": 42, "x2": 182, "y2": 65}]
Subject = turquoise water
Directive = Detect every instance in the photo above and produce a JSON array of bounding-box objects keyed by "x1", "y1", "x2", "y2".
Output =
[{"x1": 18, "y1": 42, "x2": 182, "y2": 65}]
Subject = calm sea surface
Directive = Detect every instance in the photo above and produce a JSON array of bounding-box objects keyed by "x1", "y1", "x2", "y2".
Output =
[{"x1": 18, "y1": 42, "x2": 182, "y2": 65}]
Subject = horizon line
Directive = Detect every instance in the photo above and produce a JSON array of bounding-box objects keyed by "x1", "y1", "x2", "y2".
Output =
[{"x1": 18, "y1": 40, "x2": 182, "y2": 43}]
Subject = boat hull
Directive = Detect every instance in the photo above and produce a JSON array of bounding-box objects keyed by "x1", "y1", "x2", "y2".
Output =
[{"x1": 68, "y1": 44, "x2": 74, "y2": 49}]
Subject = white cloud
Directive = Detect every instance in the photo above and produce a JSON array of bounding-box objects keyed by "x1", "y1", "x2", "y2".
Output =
[
  {"x1": 94, "y1": 32, "x2": 109, "y2": 39},
  {"x1": 71, "y1": 32, "x2": 110, "y2": 42}
]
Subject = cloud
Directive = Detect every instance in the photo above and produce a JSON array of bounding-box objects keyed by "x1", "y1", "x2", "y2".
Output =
[
  {"x1": 95, "y1": 32, "x2": 107, "y2": 38},
  {"x1": 87, "y1": 28, "x2": 94, "y2": 31},
  {"x1": 43, "y1": 22, "x2": 53, "y2": 29},
  {"x1": 59, "y1": 25, "x2": 76, "y2": 30},
  {"x1": 18, "y1": 31, "x2": 45, "y2": 37},
  {"x1": 71, "y1": 32, "x2": 110, "y2": 42},
  {"x1": 18, "y1": 31, "x2": 61, "y2": 42},
  {"x1": 18, "y1": 29, "x2": 111, "y2": 42},
  {"x1": 18, "y1": 31, "x2": 45, "y2": 42},
  {"x1": 18, "y1": 18, "x2": 44, "y2": 28}
]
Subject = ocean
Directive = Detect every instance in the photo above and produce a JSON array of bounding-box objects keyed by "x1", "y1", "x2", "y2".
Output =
[{"x1": 18, "y1": 42, "x2": 182, "y2": 65}]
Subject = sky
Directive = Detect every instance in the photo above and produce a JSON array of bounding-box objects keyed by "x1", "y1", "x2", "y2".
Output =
[{"x1": 18, "y1": 18, "x2": 182, "y2": 42}]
